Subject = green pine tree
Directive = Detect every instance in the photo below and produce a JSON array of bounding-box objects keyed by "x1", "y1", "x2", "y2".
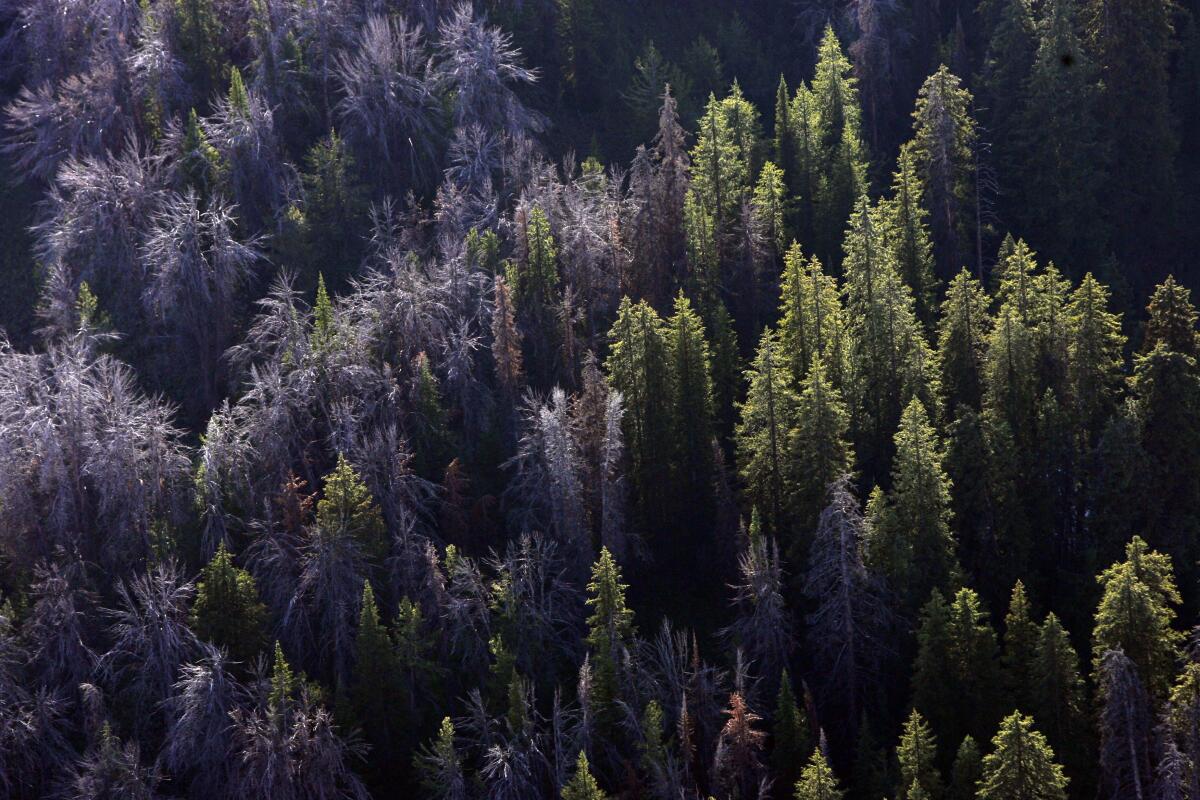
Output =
[
  {"x1": 793, "y1": 748, "x2": 845, "y2": 800},
  {"x1": 317, "y1": 453, "x2": 387, "y2": 562},
  {"x1": 562, "y1": 751, "x2": 609, "y2": 800},
  {"x1": 897, "y1": 708, "x2": 944, "y2": 800},
  {"x1": 585, "y1": 548, "x2": 635, "y2": 732}
]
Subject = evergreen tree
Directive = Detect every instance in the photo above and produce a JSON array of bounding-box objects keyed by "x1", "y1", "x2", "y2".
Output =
[
  {"x1": 1166, "y1": 662, "x2": 1200, "y2": 800},
  {"x1": 977, "y1": 712, "x2": 1068, "y2": 800},
  {"x1": 909, "y1": 66, "x2": 977, "y2": 277},
  {"x1": 666, "y1": 292, "x2": 715, "y2": 535},
  {"x1": 811, "y1": 25, "x2": 868, "y2": 263},
  {"x1": 772, "y1": 670, "x2": 811, "y2": 790},
  {"x1": 351, "y1": 581, "x2": 400, "y2": 764},
  {"x1": 778, "y1": 242, "x2": 848, "y2": 389},
  {"x1": 868, "y1": 398, "x2": 957, "y2": 608},
  {"x1": 1143, "y1": 277, "x2": 1199, "y2": 356},
  {"x1": 1002, "y1": 581, "x2": 1040, "y2": 713},
  {"x1": 938, "y1": 269, "x2": 991, "y2": 415},
  {"x1": 752, "y1": 161, "x2": 789, "y2": 266},
  {"x1": 190, "y1": 543, "x2": 267, "y2": 664},
  {"x1": 585, "y1": 548, "x2": 635, "y2": 732},
  {"x1": 1030, "y1": 613, "x2": 1088, "y2": 780},
  {"x1": 1092, "y1": 536, "x2": 1184, "y2": 697},
  {"x1": 416, "y1": 717, "x2": 466, "y2": 800},
  {"x1": 1086, "y1": 0, "x2": 1178, "y2": 258},
  {"x1": 950, "y1": 737, "x2": 982, "y2": 800},
  {"x1": 562, "y1": 751, "x2": 609, "y2": 800},
  {"x1": 789, "y1": 82, "x2": 820, "y2": 247},
  {"x1": 1017, "y1": 0, "x2": 1106, "y2": 267},
  {"x1": 882, "y1": 143, "x2": 938, "y2": 326},
  {"x1": 1067, "y1": 273, "x2": 1125, "y2": 441},
  {"x1": 737, "y1": 328, "x2": 801, "y2": 537},
  {"x1": 299, "y1": 131, "x2": 367, "y2": 288},
  {"x1": 789, "y1": 355, "x2": 853, "y2": 554},
  {"x1": 794, "y1": 749, "x2": 845, "y2": 800},
  {"x1": 317, "y1": 453, "x2": 387, "y2": 562},
  {"x1": 606, "y1": 297, "x2": 674, "y2": 534},
  {"x1": 897, "y1": 709, "x2": 943, "y2": 800}
]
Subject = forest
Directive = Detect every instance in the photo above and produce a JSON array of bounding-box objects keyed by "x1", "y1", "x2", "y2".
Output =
[{"x1": 1, "y1": 0, "x2": 1199, "y2": 798}]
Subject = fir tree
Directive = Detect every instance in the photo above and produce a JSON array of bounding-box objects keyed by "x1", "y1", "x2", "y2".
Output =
[
  {"x1": 909, "y1": 66, "x2": 977, "y2": 277},
  {"x1": 897, "y1": 709, "x2": 943, "y2": 800},
  {"x1": 789, "y1": 355, "x2": 853, "y2": 554},
  {"x1": 882, "y1": 143, "x2": 938, "y2": 326},
  {"x1": 190, "y1": 543, "x2": 267, "y2": 665},
  {"x1": 937, "y1": 269, "x2": 991, "y2": 415},
  {"x1": 1067, "y1": 273, "x2": 1125, "y2": 441},
  {"x1": 737, "y1": 328, "x2": 801, "y2": 536},
  {"x1": 562, "y1": 751, "x2": 609, "y2": 800},
  {"x1": 977, "y1": 712, "x2": 1068, "y2": 800},
  {"x1": 772, "y1": 670, "x2": 811, "y2": 790},
  {"x1": 1092, "y1": 536, "x2": 1184, "y2": 697},
  {"x1": 794, "y1": 749, "x2": 845, "y2": 800},
  {"x1": 1143, "y1": 277, "x2": 1199, "y2": 357},
  {"x1": 351, "y1": 581, "x2": 400, "y2": 762},
  {"x1": 666, "y1": 292, "x2": 715, "y2": 535},
  {"x1": 950, "y1": 737, "x2": 982, "y2": 800},
  {"x1": 778, "y1": 242, "x2": 848, "y2": 389},
  {"x1": 317, "y1": 453, "x2": 387, "y2": 563},
  {"x1": 585, "y1": 548, "x2": 635, "y2": 732},
  {"x1": 1031, "y1": 613, "x2": 1088, "y2": 779}
]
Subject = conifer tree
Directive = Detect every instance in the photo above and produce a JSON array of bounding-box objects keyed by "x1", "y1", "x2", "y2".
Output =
[
  {"x1": 811, "y1": 25, "x2": 868, "y2": 263},
  {"x1": 1017, "y1": 0, "x2": 1105, "y2": 267},
  {"x1": 737, "y1": 328, "x2": 801, "y2": 536},
  {"x1": 778, "y1": 243, "x2": 848, "y2": 389},
  {"x1": 317, "y1": 453, "x2": 387, "y2": 562},
  {"x1": 1097, "y1": 648, "x2": 1154, "y2": 800},
  {"x1": 938, "y1": 270, "x2": 991, "y2": 415},
  {"x1": 909, "y1": 66, "x2": 976, "y2": 277},
  {"x1": 789, "y1": 82, "x2": 820, "y2": 247},
  {"x1": 869, "y1": 398, "x2": 957, "y2": 607},
  {"x1": 666, "y1": 292, "x2": 715, "y2": 533},
  {"x1": 191, "y1": 543, "x2": 268, "y2": 665},
  {"x1": 416, "y1": 717, "x2": 466, "y2": 800},
  {"x1": 585, "y1": 548, "x2": 635, "y2": 732},
  {"x1": 977, "y1": 712, "x2": 1068, "y2": 800},
  {"x1": 789, "y1": 356, "x2": 853, "y2": 552},
  {"x1": 897, "y1": 709, "x2": 943, "y2": 800},
  {"x1": 1166, "y1": 662, "x2": 1200, "y2": 800},
  {"x1": 1086, "y1": 0, "x2": 1178, "y2": 257},
  {"x1": 1143, "y1": 277, "x2": 1199, "y2": 357},
  {"x1": 351, "y1": 581, "x2": 400, "y2": 761},
  {"x1": 794, "y1": 749, "x2": 845, "y2": 800},
  {"x1": 806, "y1": 476, "x2": 888, "y2": 746},
  {"x1": 562, "y1": 751, "x2": 609, "y2": 800},
  {"x1": 310, "y1": 273, "x2": 335, "y2": 353},
  {"x1": 752, "y1": 161, "x2": 788, "y2": 266},
  {"x1": 774, "y1": 75, "x2": 798, "y2": 197},
  {"x1": 1002, "y1": 581, "x2": 1039, "y2": 713},
  {"x1": 772, "y1": 670, "x2": 811, "y2": 790},
  {"x1": 1030, "y1": 613, "x2": 1087, "y2": 779},
  {"x1": 1067, "y1": 274, "x2": 1124, "y2": 441},
  {"x1": 690, "y1": 91, "x2": 749, "y2": 258},
  {"x1": 1092, "y1": 536, "x2": 1184, "y2": 697},
  {"x1": 882, "y1": 143, "x2": 938, "y2": 327},
  {"x1": 606, "y1": 298, "x2": 674, "y2": 534},
  {"x1": 950, "y1": 737, "x2": 982, "y2": 800},
  {"x1": 491, "y1": 275, "x2": 524, "y2": 401}
]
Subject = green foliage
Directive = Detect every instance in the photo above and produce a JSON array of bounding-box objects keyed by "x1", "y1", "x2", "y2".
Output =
[
  {"x1": 1002, "y1": 580, "x2": 1039, "y2": 712},
  {"x1": 950, "y1": 737, "x2": 982, "y2": 800},
  {"x1": 190, "y1": 543, "x2": 267, "y2": 664},
  {"x1": 585, "y1": 548, "x2": 635, "y2": 729},
  {"x1": 977, "y1": 712, "x2": 1068, "y2": 800},
  {"x1": 737, "y1": 328, "x2": 800, "y2": 537},
  {"x1": 772, "y1": 670, "x2": 811, "y2": 789},
  {"x1": 793, "y1": 749, "x2": 844, "y2": 800},
  {"x1": 562, "y1": 751, "x2": 609, "y2": 800},
  {"x1": 897, "y1": 709, "x2": 943, "y2": 800},
  {"x1": 1092, "y1": 535, "x2": 1184, "y2": 697},
  {"x1": 317, "y1": 453, "x2": 387, "y2": 561}
]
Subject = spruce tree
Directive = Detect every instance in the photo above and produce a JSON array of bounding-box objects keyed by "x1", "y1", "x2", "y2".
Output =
[
  {"x1": 317, "y1": 453, "x2": 387, "y2": 562},
  {"x1": 1002, "y1": 581, "x2": 1039, "y2": 713},
  {"x1": 1143, "y1": 276, "x2": 1199, "y2": 356},
  {"x1": 897, "y1": 709, "x2": 943, "y2": 800},
  {"x1": 190, "y1": 543, "x2": 267, "y2": 664},
  {"x1": 794, "y1": 749, "x2": 845, "y2": 800},
  {"x1": 937, "y1": 269, "x2": 991, "y2": 415},
  {"x1": 666, "y1": 292, "x2": 715, "y2": 534},
  {"x1": 351, "y1": 581, "x2": 400, "y2": 763},
  {"x1": 737, "y1": 328, "x2": 801, "y2": 537},
  {"x1": 778, "y1": 242, "x2": 848, "y2": 389},
  {"x1": 789, "y1": 355, "x2": 853, "y2": 555},
  {"x1": 977, "y1": 712, "x2": 1068, "y2": 800},
  {"x1": 869, "y1": 398, "x2": 957, "y2": 608},
  {"x1": 1067, "y1": 273, "x2": 1124, "y2": 441},
  {"x1": 950, "y1": 737, "x2": 982, "y2": 800},
  {"x1": 1030, "y1": 613, "x2": 1088, "y2": 780},
  {"x1": 882, "y1": 143, "x2": 938, "y2": 326},
  {"x1": 562, "y1": 752, "x2": 609, "y2": 800},
  {"x1": 909, "y1": 66, "x2": 976, "y2": 277},
  {"x1": 1092, "y1": 536, "x2": 1184, "y2": 697},
  {"x1": 585, "y1": 548, "x2": 635, "y2": 732},
  {"x1": 772, "y1": 670, "x2": 811, "y2": 790}
]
